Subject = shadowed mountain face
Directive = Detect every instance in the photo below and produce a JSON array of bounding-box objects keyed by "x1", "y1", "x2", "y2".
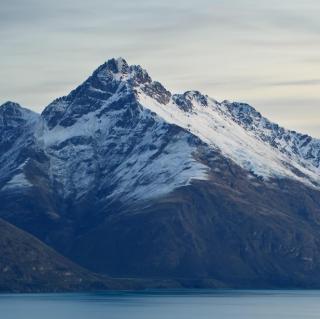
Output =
[
  {"x1": 1, "y1": 58, "x2": 320, "y2": 289},
  {"x1": 0, "y1": 218, "x2": 129, "y2": 292}
]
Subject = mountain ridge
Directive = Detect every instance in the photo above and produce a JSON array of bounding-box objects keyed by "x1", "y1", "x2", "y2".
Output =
[
  {"x1": 1, "y1": 57, "x2": 320, "y2": 289},
  {"x1": 2, "y1": 57, "x2": 320, "y2": 191}
]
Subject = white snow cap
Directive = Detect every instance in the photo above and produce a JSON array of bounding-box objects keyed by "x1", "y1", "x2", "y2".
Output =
[{"x1": 2, "y1": 57, "x2": 320, "y2": 204}]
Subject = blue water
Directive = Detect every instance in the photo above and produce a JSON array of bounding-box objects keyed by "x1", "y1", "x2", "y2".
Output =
[{"x1": 0, "y1": 290, "x2": 319, "y2": 319}]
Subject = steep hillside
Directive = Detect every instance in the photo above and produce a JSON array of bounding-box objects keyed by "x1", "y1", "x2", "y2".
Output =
[{"x1": 0, "y1": 218, "x2": 127, "y2": 292}]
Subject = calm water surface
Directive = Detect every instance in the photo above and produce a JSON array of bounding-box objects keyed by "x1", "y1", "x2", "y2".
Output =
[{"x1": 0, "y1": 290, "x2": 319, "y2": 319}]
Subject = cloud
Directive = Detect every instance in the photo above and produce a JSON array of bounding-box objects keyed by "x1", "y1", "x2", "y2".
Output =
[
  {"x1": 1, "y1": 0, "x2": 320, "y2": 136},
  {"x1": 267, "y1": 79, "x2": 320, "y2": 87}
]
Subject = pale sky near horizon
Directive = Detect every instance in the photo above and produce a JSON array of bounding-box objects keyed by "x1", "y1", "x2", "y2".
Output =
[{"x1": 1, "y1": 0, "x2": 320, "y2": 136}]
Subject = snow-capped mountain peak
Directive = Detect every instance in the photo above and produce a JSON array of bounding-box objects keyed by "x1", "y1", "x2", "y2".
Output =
[
  {"x1": 92, "y1": 57, "x2": 152, "y2": 86},
  {"x1": 0, "y1": 101, "x2": 38, "y2": 126},
  {"x1": 1, "y1": 101, "x2": 22, "y2": 112},
  {"x1": 136, "y1": 77, "x2": 320, "y2": 188},
  {"x1": 94, "y1": 57, "x2": 130, "y2": 81},
  {"x1": 1, "y1": 58, "x2": 320, "y2": 206}
]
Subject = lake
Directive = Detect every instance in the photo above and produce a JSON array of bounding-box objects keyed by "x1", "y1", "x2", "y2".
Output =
[{"x1": 0, "y1": 290, "x2": 319, "y2": 319}]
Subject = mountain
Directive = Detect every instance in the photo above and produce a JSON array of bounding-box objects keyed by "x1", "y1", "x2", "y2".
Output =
[
  {"x1": 0, "y1": 218, "x2": 131, "y2": 292},
  {"x1": 1, "y1": 57, "x2": 320, "y2": 289}
]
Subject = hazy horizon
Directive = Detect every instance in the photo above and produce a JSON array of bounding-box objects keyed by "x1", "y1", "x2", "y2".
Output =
[{"x1": 1, "y1": 0, "x2": 320, "y2": 136}]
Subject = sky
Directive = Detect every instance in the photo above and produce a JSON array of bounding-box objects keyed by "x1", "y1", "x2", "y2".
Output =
[{"x1": 1, "y1": 0, "x2": 320, "y2": 136}]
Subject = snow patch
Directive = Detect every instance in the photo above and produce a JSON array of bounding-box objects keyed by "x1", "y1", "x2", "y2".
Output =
[
  {"x1": 137, "y1": 90, "x2": 320, "y2": 187},
  {"x1": 2, "y1": 172, "x2": 32, "y2": 190}
]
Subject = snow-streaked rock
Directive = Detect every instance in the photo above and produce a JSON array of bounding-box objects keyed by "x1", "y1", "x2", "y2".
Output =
[
  {"x1": 0, "y1": 102, "x2": 39, "y2": 192},
  {"x1": 137, "y1": 90, "x2": 320, "y2": 188},
  {"x1": 1, "y1": 57, "x2": 320, "y2": 205}
]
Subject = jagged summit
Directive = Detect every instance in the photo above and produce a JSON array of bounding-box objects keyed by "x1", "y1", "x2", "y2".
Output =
[
  {"x1": 41, "y1": 58, "x2": 171, "y2": 129},
  {"x1": 41, "y1": 58, "x2": 213, "y2": 130},
  {"x1": 0, "y1": 101, "x2": 38, "y2": 114},
  {"x1": 107, "y1": 57, "x2": 130, "y2": 74},
  {"x1": 0, "y1": 101, "x2": 22, "y2": 109},
  {"x1": 90, "y1": 57, "x2": 152, "y2": 85},
  {"x1": 172, "y1": 91, "x2": 209, "y2": 112},
  {"x1": 0, "y1": 101, "x2": 38, "y2": 128},
  {"x1": 0, "y1": 101, "x2": 25, "y2": 117}
]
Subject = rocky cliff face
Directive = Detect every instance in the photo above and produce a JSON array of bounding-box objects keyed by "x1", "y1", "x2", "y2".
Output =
[{"x1": 1, "y1": 58, "x2": 320, "y2": 288}]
